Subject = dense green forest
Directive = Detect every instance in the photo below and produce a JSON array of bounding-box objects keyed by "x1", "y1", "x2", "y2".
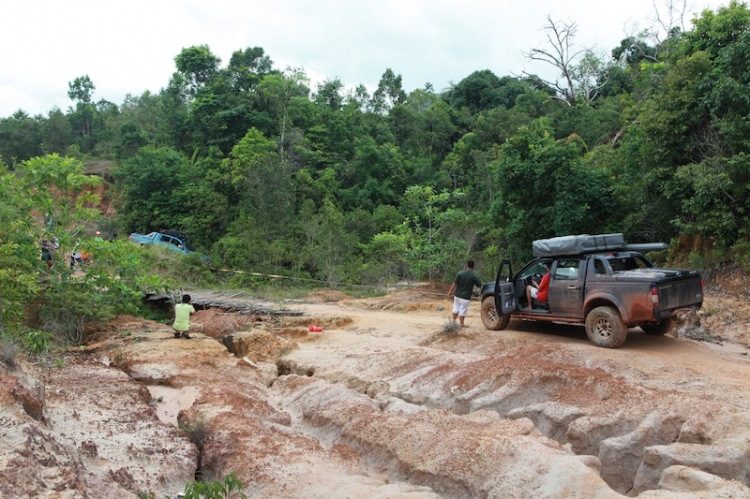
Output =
[{"x1": 3, "y1": 1, "x2": 750, "y2": 297}]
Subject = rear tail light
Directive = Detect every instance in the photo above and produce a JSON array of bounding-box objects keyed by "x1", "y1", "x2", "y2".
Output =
[{"x1": 649, "y1": 287, "x2": 659, "y2": 308}]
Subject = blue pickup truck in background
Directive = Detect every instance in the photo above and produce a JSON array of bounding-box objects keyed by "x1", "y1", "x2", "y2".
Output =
[{"x1": 128, "y1": 230, "x2": 196, "y2": 255}]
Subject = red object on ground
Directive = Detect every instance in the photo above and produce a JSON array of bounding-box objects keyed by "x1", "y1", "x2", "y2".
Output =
[{"x1": 308, "y1": 325, "x2": 323, "y2": 332}]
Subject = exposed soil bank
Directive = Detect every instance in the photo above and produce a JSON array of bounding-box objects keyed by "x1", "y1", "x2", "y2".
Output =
[{"x1": 1, "y1": 287, "x2": 750, "y2": 498}]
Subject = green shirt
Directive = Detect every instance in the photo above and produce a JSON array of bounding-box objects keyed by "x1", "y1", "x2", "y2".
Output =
[
  {"x1": 453, "y1": 269, "x2": 483, "y2": 300},
  {"x1": 173, "y1": 303, "x2": 195, "y2": 332}
]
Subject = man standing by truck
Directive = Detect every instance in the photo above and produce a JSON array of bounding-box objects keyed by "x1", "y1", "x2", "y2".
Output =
[{"x1": 448, "y1": 260, "x2": 483, "y2": 327}]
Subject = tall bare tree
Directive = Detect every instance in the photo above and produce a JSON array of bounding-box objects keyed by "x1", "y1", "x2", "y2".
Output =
[
  {"x1": 523, "y1": 16, "x2": 584, "y2": 106},
  {"x1": 650, "y1": 0, "x2": 689, "y2": 40},
  {"x1": 617, "y1": 0, "x2": 689, "y2": 64}
]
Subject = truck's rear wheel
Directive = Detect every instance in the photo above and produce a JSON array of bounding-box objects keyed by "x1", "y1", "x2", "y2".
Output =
[
  {"x1": 641, "y1": 317, "x2": 676, "y2": 335},
  {"x1": 481, "y1": 296, "x2": 510, "y2": 330},
  {"x1": 585, "y1": 306, "x2": 627, "y2": 348}
]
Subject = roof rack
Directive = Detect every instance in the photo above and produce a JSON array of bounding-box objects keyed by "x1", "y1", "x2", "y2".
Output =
[
  {"x1": 533, "y1": 234, "x2": 624, "y2": 258},
  {"x1": 532, "y1": 234, "x2": 668, "y2": 258}
]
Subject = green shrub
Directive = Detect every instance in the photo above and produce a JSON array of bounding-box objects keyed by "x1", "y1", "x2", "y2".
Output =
[
  {"x1": 26, "y1": 331, "x2": 53, "y2": 355},
  {"x1": 183, "y1": 472, "x2": 247, "y2": 499},
  {"x1": 438, "y1": 320, "x2": 460, "y2": 337}
]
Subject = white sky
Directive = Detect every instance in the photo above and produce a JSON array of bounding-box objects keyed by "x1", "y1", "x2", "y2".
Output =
[{"x1": 0, "y1": 0, "x2": 730, "y2": 117}]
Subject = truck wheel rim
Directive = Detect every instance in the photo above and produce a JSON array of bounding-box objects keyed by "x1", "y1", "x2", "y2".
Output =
[
  {"x1": 593, "y1": 318, "x2": 613, "y2": 339},
  {"x1": 488, "y1": 307, "x2": 498, "y2": 323}
]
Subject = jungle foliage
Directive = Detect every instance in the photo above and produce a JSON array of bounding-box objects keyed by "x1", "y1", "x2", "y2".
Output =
[
  {"x1": 0, "y1": 155, "x2": 170, "y2": 351},
  {"x1": 2, "y1": 2, "x2": 750, "y2": 303}
]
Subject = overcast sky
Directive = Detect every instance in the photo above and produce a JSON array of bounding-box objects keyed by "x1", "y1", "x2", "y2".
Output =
[{"x1": 0, "y1": 0, "x2": 729, "y2": 117}]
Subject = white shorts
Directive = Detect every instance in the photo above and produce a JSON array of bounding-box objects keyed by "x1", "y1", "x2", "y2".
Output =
[
  {"x1": 452, "y1": 296, "x2": 471, "y2": 317},
  {"x1": 530, "y1": 287, "x2": 539, "y2": 299}
]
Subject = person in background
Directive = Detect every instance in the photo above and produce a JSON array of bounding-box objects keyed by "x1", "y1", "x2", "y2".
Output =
[
  {"x1": 173, "y1": 294, "x2": 196, "y2": 339},
  {"x1": 448, "y1": 260, "x2": 483, "y2": 327},
  {"x1": 41, "y1": 240, "x2": 53, "y2": 268},
  {"x1": 93, "y1": 231, "x2": 104, "y2": 243},
  {"x1": 109, "y1": 233, "x2": 118, "y2": 242}
]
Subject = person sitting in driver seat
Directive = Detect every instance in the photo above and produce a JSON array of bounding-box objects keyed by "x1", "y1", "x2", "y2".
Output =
[{"x1": 525, "y1": 262, "x2": 550, "y2": 310}]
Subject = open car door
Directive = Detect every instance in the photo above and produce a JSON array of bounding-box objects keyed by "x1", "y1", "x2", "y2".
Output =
[{"x1": 494, "y1": 260, "x2": 516, "y2": 315}]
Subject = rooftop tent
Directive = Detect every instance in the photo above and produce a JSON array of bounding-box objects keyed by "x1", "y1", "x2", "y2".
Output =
[{"x1": 532, "y1": 234, "x2": 625, "y2": 258}]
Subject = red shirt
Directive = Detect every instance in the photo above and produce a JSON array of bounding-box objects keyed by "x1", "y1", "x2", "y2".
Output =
[{"x1": 537, "y1": 272, "x2": 550, "y2": 302}]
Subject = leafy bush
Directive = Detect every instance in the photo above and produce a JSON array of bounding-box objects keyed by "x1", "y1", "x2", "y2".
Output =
[
  {"x1": 25, "y1": 331, "x2": 54, "y2": 355},
  {"x1": 183, "y1": 472, "x2": 247, "y2": 499}
]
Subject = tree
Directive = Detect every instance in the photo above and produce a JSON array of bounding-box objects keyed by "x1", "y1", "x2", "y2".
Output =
[
  {"x1": 315, "y1": 78, "x2": 345, "y2": 110},
  {"x1": 68, "y1": 75, "x2": 95, "y2": 105},
  {"x1": 401, "y1": 185, "x2": 467, "y2": 281},
  {"x1": 363, "y1": 231, "x2": 410, "y2": 287},
  {"x1": 612, "y1": 36, "x2": 659, "y2": 66},
  {"x1": 371, "y1": 69, "x2": 407, "y2": 114},
  {"x1": 220, "y1": 128, "x2": 294, "y2": 232},
  {"x1": 227, "y1": 46, "x2": 274, "y2": 91},
  {"x1": 174, "y1": 45, "x2": 221, "y2": 95},
  {"x1": 0, "y1": 160, "x2": 42, "y2": 329},
  {"x1": 0, "y1": 111, "x2": 43, "y2": 163},
  {"x1": 67, "y1": 75, "x2": 98, "y2": 150},
  {"x1": 115, "y1": 146, "x2": 192, "y2": 232},
  {"x1": 299, "y1": 200, "x2": 356, "y2": 286},
  {"x1": 257, "y1": 68, "x2": 310, "y2": 161},
  {"x1": 569, "y1": 50, "x2": 610, "y2": 104},
  {"x1": 523, "y1": 16, "x2": 584, "y2": 106},
  {"x1": 650, "y1": 0, "x2": 690, "y2": 41},
  {"x1": 491, "y1": 119, "x2": 619, "y2": 260},
  {"x1": 338, "y1": 137, "x2": 407, "y2": 210},
  {"x1": 42, "y1": 107, "x2": 74, "y2": 154},
  {"x1": 444, "y1": 70, "x2": 505, "y2": 113}
]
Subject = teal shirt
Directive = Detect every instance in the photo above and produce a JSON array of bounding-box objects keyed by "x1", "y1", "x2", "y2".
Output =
[{"x1": 453, "y1": 269, "x2": 483, "y2": 300}]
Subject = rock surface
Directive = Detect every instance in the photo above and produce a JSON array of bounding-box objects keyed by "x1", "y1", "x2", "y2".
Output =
[{"x1": 1, "y1": 289, "x2": 750, "y2": 498}]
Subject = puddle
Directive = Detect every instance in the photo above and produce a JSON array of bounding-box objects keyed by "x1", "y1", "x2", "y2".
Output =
[{"x1": 147, "y1": 385, "x2": 200, "y2": 426}]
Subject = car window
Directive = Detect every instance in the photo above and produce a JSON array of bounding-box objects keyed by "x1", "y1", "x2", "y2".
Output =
[
  {"x1": 554, "y1": 259, "x2": 580, "y2": 280},
  {"x1": 607, "y1": 254, "x2": 651, "y2": 271},
  {"x1": 594, "y1": 258, "x2": 611, "y2": 275},
  {"x1": 520, "y1": 261, "x2": 549, "y2": 279}
]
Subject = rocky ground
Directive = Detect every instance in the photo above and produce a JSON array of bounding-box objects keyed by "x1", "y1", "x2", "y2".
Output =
[{"x1": 2, "y1": 278, "x2": 750, "y2": 498}]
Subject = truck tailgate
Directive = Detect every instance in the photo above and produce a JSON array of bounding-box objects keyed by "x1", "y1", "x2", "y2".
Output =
[{"x1": 657, "y1": 274, "x2": 703, "y2": 310}]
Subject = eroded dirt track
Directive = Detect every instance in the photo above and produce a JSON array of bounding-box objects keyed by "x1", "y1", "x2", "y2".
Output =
[{"x1": 2, "y1": 289, "x2": 750, "y2": 498}]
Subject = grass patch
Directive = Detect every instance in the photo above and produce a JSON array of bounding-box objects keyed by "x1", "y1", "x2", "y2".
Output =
[{"x1": 438, "y1": 320, "x2": 460, "y2": 337}]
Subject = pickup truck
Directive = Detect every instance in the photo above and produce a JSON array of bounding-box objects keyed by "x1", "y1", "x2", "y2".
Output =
[
  {"x1": 481, "y1": 234, "x2": 704, "y2": 348},
  {"x1": 128, "y1": 230, "x2": 196, "y2": 255}
]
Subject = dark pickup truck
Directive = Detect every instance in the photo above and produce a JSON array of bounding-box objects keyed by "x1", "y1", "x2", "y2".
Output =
[{"x1": 481, "y1": 234, "x2": 704, "y2": 348}]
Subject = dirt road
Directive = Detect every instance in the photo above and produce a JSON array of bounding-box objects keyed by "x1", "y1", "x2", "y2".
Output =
[{"x1": 2, "y1": 288, "x2": 750, "y2": 498}]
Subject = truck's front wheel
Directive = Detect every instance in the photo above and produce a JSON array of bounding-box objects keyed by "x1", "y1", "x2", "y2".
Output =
[
  {"x1": 585, "y1": 306, "x2": 627, "y2": 348},
  {"x1": 481, "y1": 296, "x2": 510, "y2": 330}
]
